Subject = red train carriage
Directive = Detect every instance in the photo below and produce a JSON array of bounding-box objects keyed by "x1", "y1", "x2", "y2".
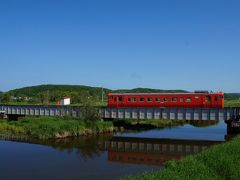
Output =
[{"x1": 107, "y1": 91, "x2": 224, "y2": 108}]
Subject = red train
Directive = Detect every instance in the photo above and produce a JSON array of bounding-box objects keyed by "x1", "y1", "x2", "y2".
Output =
[{"x1": 107, "y1": 91, "x2": 224, "y2": 108}]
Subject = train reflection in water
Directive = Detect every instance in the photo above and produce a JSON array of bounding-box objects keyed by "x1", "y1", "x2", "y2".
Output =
[{"x1": 102, "y1": 137, "x2": 223, "y2": 166}]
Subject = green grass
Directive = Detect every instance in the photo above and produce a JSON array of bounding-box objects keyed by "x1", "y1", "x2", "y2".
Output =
[
  {"x1": 225, "y1": 100, "x2": 240, "y2": 107},
  {"x1": 0, "y1": 116, "x2": 114, "y2": 139},
  {"x1": 121, "y1": 135, "x2": 240, "y2": 180}
]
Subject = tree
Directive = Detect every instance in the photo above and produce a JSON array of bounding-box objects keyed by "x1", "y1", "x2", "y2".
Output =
[
  {"x1": 1, "y1": 93, "x2": 11, "y2": 103},
  {"x1": 81, "y1": 97, "x2": 101, "y2": 121}
]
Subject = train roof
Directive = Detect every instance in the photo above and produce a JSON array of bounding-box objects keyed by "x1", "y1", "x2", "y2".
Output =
[{"x1": 108, "y1": 92, "x2": 224, "y2": 96}]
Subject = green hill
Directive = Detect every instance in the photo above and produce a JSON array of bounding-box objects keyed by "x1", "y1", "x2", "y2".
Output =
[
  {"x1": 1, "y1": 84, "x2": 111, "y2": 105},
  {"x1": 8, "y1": 84, "x2": 111, "y2": 98}
]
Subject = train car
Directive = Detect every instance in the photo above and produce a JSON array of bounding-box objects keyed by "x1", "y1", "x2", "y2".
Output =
[{"x1": 107, "y1": 91, "x2": 224, "y2": 108}]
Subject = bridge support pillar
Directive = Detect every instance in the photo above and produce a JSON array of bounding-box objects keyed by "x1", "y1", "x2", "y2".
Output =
[
  {"x1": 0, "y1": 113, "x2": 5, "y2": 119},
  {"x1": 225, "y1": 115, "x2": 240, "y2": 134}
]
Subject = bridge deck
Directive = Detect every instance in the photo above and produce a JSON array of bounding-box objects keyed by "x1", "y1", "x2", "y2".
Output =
[{"x1": 0, "y1": 105, "x2": 239, "y2": 121}]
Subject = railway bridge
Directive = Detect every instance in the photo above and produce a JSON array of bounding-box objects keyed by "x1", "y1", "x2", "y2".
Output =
[{"x1": 0, "y1": 104, "x2": 239, "y2": 121}]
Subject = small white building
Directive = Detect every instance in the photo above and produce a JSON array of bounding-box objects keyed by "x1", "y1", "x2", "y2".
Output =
[{"x1": 60, "y1": 97, "x2": 71, "y2": 105}]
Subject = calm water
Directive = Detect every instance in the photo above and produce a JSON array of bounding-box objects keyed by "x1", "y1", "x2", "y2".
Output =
[
  {"x1": 116, "y1": 120, "x2": 227, "y2": 141},
  {"x1": 0, "y1": 120, "x2": 227, "y2": 180}
]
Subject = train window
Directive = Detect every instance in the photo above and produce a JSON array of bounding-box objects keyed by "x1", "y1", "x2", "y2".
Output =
[
  {"x1": 140, "y1": 98, "x2": 144, "y2": 102},
  {"x1": 148, "y1": 98, "x2": 152, "y2": 102},
  {"x1": 128, "y1": 98, "x2": 131, "y2": 102},
  {"x1": 132, "y1": 97, "x2": 137, "y2": 102},
  {"x1": 195, "y1": 96, "x2": 199, "y2": 99},
  {"x1": 221, "y1": 95, "x2": 224, "y2": 99},
  {"x1": 155, "y1": 98, "x2": 161, "y2": 102},
  {"x1": 114, "y1": 97, "x2": 117, "y2": 102},
  {"x1": 163, "y1": 98, "x2": 168, "y2": 102},
  {"x1": 214, "y1": 96, "x2": 218, "y2": 101},
  {"x1": 118, "y1": 96, "x2": 123, "y2": 102},
  {"x1": 206, "y1": 96, "x2": 211, "y2": 102},
  {"x1": 180, "y1": 98, "x2": 184, "y2": 102},
  {"x1": 186, "y1": 98, "x2": 192, "y2": 102},
  {"x1": 172, "y1": 97, "x2": 177, "y2": 102}
]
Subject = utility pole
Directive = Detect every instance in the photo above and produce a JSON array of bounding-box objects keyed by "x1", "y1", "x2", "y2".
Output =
[
  {"x1": 47, "y1": 90, "x2": 49, "y2": 105},
  {"x1": 101, "y1": 87, "x2": 104, "y2": 104},
  {"x1": 45, "y1": 90, "x2": 49, "y2": 106}
]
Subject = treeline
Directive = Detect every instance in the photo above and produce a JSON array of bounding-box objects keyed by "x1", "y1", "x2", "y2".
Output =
[
  {"x1": 0, "y1": 85, "x2": 111, "y2": 105},
  {"x1": 224, "y1": 93, "x2": 240, "y2": 100}
]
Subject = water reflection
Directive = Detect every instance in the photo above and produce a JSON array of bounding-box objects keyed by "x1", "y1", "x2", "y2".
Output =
[
  {"x1": 103, "y1": 136, "x2": 222, "y2": 166},
  {"x1": 12, "y1": 135, "x2": 113, "y2": 161},
  {"x1": 7, "y1": 134, "x2": 224, "y2": 167},
  {"x1": 188, "y1": 120, "x2": 219, "y2": 128}
]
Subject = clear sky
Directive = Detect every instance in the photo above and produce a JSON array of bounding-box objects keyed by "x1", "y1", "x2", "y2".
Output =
[{"x1": 0, "y1": 0, "x2": 239, "y2": 92}]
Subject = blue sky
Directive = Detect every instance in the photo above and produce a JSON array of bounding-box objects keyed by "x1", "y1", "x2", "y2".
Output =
[{"x1": 0, "y1": 0, "x2": 239, "y2": 92}]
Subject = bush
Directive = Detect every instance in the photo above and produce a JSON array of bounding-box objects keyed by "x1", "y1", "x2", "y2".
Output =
[{"x1": 81, "y1": 99, "x2": 101, "y2": 121}]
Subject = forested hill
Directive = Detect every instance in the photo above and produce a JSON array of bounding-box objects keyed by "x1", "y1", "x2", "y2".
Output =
[
  {"x1": 1, "y1": 85, "x2": 111, "y2": 104},
  {"x1": 7, "y1": 85, "x2": 111, "y2": 97},
  {"x1": 0, "y1": 85, "x2": 189, "y2": 104}
]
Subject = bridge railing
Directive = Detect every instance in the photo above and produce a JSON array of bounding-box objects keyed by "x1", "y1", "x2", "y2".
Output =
[
  {"x1": 0, "y1": 105, "x2": 239, "y2": 121},
  {"x1": 102, "y1": 107, "x2": 238, "y2": 121}
]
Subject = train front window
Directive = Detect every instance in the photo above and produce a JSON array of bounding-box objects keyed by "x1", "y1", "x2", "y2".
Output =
[
  {"x1": 163, "y1": 98, "x2": 168, "y2": 102},
  {"x1": 140, "y1": 98, "x2": 144, "y2": 102},
  {"x1": 172, "y1": 97, "x2": 177, "y2": 102}
]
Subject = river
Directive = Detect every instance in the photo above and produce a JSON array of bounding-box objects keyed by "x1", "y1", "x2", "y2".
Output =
[{"x1": 0, "y1": 120, "x2": 227, "y2": 180}]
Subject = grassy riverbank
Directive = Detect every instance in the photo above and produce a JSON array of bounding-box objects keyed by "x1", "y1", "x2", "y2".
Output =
[
  {"x1": 0, "y1": 116, "x2": 114, "y2": 139},
  {"x1": 0, "y1": 117, "x2": 187, "y2": 140},
  {"x1": 122, "y1": 135, "x2": 240, "y2": 180}
]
